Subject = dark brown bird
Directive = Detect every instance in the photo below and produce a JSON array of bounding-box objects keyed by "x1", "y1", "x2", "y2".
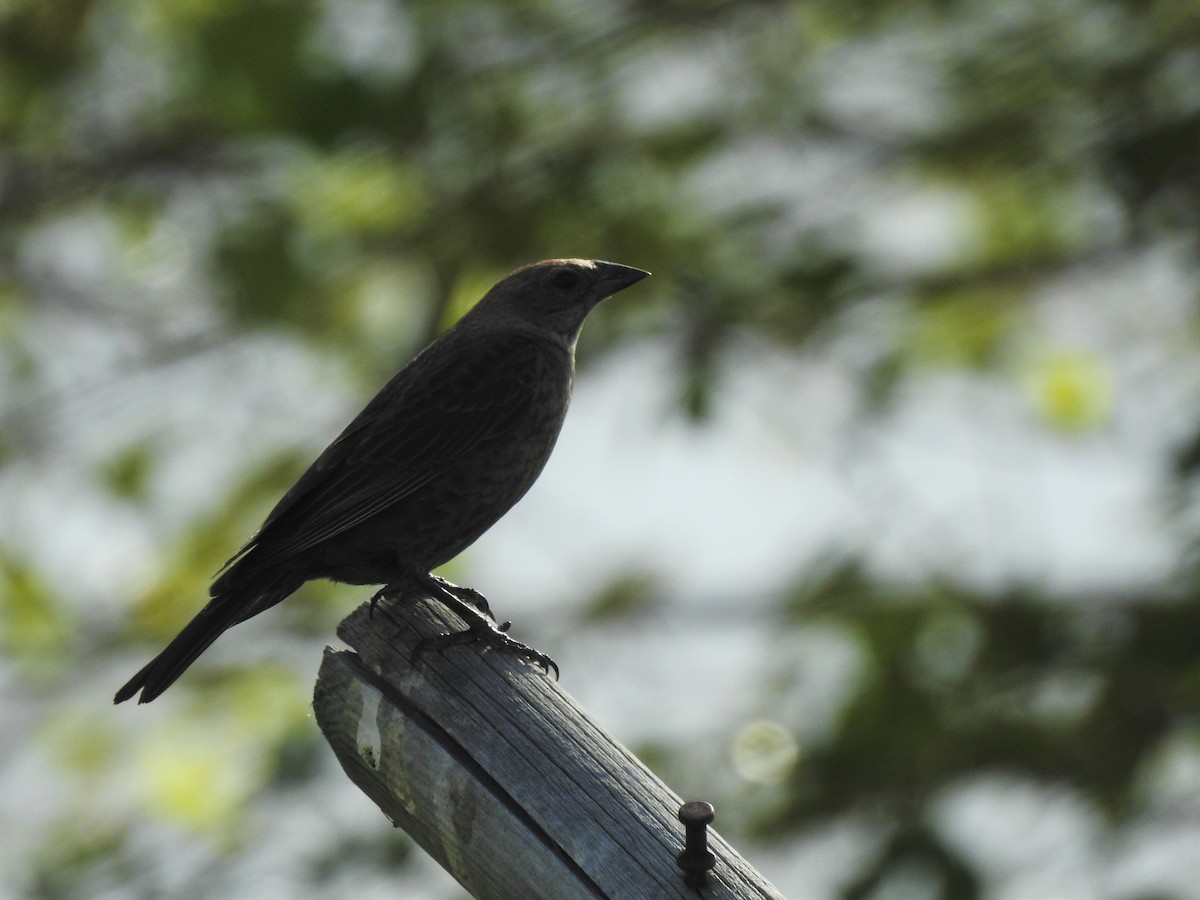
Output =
[{"x1": 115, "y1": 258, "x2": 649, "y2": 704}]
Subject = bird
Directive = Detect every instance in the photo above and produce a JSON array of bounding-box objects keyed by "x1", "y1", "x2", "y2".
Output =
[{"x1": 114, "y1": 258, "x2": 649, "y2": 704}]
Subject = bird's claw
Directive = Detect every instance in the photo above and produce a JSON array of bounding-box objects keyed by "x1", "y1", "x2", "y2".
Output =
[
  {"x1": 369, "y1": 584, "x2": 402, "y2": 618},
  {"x1": 412, "y1": 621, "x2": 558, "y2": 679}
]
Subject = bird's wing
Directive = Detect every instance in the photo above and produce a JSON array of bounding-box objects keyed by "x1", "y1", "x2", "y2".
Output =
[{"x1": 232, "y1": 330, "x2": 556, "y2": 565}]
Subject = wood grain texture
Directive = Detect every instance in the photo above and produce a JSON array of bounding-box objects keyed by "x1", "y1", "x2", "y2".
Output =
[{"x1": 312, "y1": 592, "x2": 786, "y2": 900}]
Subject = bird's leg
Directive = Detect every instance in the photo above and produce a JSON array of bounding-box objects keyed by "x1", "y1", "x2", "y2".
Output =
[
  {"x1": 429, "y1": 575, "x2": 492, "y2": 618},
  {"x1": 412, "y1": 572, "x2": 558, "y2": 678}
]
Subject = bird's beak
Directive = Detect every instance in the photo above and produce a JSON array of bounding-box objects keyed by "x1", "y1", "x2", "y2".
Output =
[{"x1": 593, "y1": 261, "x2": 650, "y2": 297}]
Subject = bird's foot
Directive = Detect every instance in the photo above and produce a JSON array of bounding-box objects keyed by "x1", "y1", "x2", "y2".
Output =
[
  {"x1": 412, "y1": 618, "x2": 559, "y2": 678},
  {"x1": 429, "y1": 575, "x2": 492, "y2": 618},
  {"x1": 413, "y1": 572, "x2": 557, "y2": 678}
]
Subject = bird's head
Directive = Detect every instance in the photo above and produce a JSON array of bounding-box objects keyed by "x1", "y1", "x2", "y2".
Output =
[{"x1": 465, "y1": 258, "x2": 649, "y2": 347}]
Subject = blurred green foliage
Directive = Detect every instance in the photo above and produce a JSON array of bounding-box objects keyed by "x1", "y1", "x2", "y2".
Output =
[
  {"x1": 3, "y1": 0, "x2": 1200, "y2": 897},
  {"x1": 0, "y1": 553, "x2": 75, "y2": 673}
]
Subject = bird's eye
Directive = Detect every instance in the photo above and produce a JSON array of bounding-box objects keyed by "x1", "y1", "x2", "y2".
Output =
[{"x1": 551, "y1": 269, "x2": 579, "y2": 292}]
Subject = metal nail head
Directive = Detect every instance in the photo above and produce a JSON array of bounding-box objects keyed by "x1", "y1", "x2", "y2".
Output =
[{"x1": 676, "y1": 800, "x2": 716, "y2": 887}]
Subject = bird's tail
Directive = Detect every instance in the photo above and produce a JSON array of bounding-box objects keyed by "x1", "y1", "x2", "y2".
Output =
[{"x1": 114, "y1": 571, "x2": 299, "y2": 704}]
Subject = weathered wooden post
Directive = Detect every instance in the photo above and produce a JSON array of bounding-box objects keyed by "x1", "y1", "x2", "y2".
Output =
[{"x1": 313, "y1": 593, "x2": 786, "y2": 900}]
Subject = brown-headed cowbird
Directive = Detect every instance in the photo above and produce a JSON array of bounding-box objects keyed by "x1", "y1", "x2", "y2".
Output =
[{"x1": 115, "y1": 258, "x2": 649, "y2": 704}]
